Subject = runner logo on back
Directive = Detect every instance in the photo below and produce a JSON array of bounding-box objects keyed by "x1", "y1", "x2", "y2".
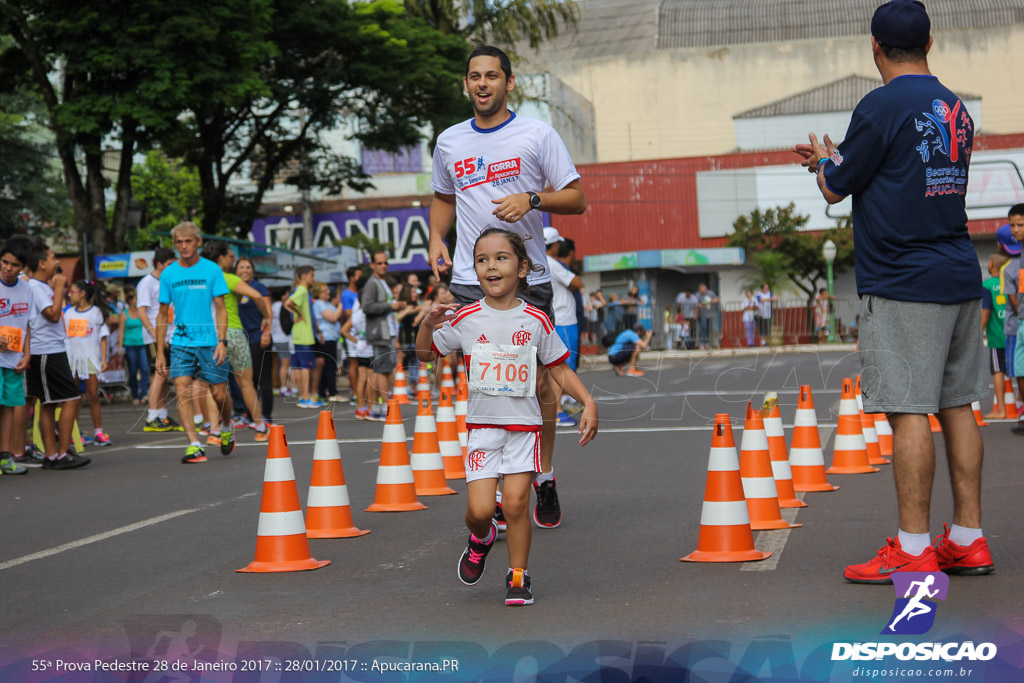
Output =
[{"x1": 454, "y1": 155, "x2": 522, "y2": 191}]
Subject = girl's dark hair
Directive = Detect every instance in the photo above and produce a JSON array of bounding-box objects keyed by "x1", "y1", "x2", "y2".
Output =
[
  {"x1": 73, "y1": 279, "x2": 110, "y2": 319},
  {"x1": 427, "y1": 282, "x2": 451, "y2": 302},
  {"x1": 473, "y1": 227, "x2": 543, "y2": 295},
  {"x1": 201, "y1": 240, "x2": 231, "y2": 264},
  {"x1": 124, "y1": 285, "x2": 137, "y2": 300}
]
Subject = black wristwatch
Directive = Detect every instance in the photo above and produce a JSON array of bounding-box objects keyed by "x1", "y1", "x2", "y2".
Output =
[
  {"x1": 218, "y1": 339, "x2": 227, "y2": 345},
  {"x1": 527, "y1": 191, "x2": 541, "y2": 210}
]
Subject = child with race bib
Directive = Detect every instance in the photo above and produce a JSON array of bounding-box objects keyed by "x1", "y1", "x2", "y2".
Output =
[
  {"x1": 416, "y1": 227, "x2": 598, "y2": 606},
  {"x1": 65, "y1": 280, "x2": 112, "y2": 446}
]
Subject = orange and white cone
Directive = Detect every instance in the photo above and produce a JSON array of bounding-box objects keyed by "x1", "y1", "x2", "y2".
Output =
[
  {"x1": 763, "y1": 403, "x2": 806, "y2": 508},
  {"x1": 1004, "y1": 379, "x2": 1019, "y2": 420},
  {"x1": 874, "y1": 413, "x2": 894, "y2": 457},
  {"x1": 928, "y1": 413, "x2": 942, "y2": 433},
  {"x1": 455, "y1": 380, "x2": 469, "y2": 458},
  {"x1": 392, "y1": 367, "x2": 410, "y2": 404},
  {"x1": 365, "y1": 399, "x2": 427, "y2": 512},
  {"x1": 861, "y1": 410, "x2": 890, "y2": 466},
  {"x1": 971, "y1": 401, "x2": 988, "y2": 427},
  {"x1": 440, "y1": 358, "x2": 455, "y2": 397},
  {"x1": 827, "y1": 378, "x2": 879, "y2": 474},
  {"x1": 740, "y1": 403, "x2": 801, "y2": 530},
  {"x1": 457, "y1": 360, "x2": 468, "y2": 386},
  {"x1": 416, "y1": 362, "x2": 432, "y2": 402},
  {"x1": 306, "y1": 412, "x2": 370, "y2": 538},
  {"x1": 410, "y1": 396, "x2": 457, "y2": 496},
  {"x1": 238, "y1": 425, "x2": 330, "y2": 572},
  {"x1": 790, "y1": 385, "x2": 839, "y2": 492},
  {"x1": 682, "y1": 414, "x2": 771, "y2": 563},
  {"x1": 436, "y1": 391, "x2": 466, "y2": 480}
]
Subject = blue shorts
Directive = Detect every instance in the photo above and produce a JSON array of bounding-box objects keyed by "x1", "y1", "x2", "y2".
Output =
[
  {"x1": 170, "y1": 345, "x2": 231, "y2": 385},
  {"x1": 291, "y1": 344, "x2": 316, "y2": 370},
  {"x1": 0, "y1": 367, "x2": 26, "y2": 407},
  {"x1": 555, "y1": 324, "x2": 579, "y2": 371},
  {"x1": 1016, "y1": 329, "x2": 1024, "y2": 378},
  {"x1": 1006, "y1": 335, "x2": 1019, "y2": 378}
]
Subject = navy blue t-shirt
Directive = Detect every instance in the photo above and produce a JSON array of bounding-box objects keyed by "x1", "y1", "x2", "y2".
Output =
[
  {"x1": 238, "y1": 279, "x2": 270, "y2": 344},
  {"x1": 822, "y1": 75, "x2": 980, "y2": 303}
]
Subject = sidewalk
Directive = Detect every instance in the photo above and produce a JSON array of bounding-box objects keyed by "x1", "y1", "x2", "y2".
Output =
[{"x1": 581, "y1": 343, "x2": 858, "y2": 364}]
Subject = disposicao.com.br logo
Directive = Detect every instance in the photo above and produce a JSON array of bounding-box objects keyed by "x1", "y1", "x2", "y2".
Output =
[{"x1": 832, "y1": 572, "x2": 998, "y2": 662}]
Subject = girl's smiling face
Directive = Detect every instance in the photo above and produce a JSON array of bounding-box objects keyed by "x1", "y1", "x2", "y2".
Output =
[{"x1": 474, "y1": 233, "x2": 527, "y2": 300}]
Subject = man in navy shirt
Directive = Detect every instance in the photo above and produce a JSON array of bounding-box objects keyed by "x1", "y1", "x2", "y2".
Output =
[{"x1": 794, "y1": 0, "x2": 992, "y2": 584}]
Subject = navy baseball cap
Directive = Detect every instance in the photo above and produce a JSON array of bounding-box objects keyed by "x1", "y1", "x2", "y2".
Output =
[
  {"x1": 871, "y1": 0, "x2": 930, "y2": 49},
  {"x1": 997, "y1": 224, "x2": 1021, "y2": 256}
]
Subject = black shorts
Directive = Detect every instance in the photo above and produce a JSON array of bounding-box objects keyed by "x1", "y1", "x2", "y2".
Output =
[
  {"x1": 450, "y1": 281, "x2": 555, "y2": 323},
  {"x1": 355, "y1": 356, "x2": 372, "y2": 369},
  {"x1": 146, "y1": 342, "x2": 171, "y2": 370},
  {"x1": 609, "y1": 343, "x2": 636, "y2": 367},
  {"x1": 989, "y1": 346, "x2": 1008, "y2": 375},
  {"x1": 26, "y1": 352, "x2": 80, "y2": 404}
]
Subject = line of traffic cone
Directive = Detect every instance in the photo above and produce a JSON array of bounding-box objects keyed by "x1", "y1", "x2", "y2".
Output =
[
  {"x1": 861, "y1": 411, "x2": 890, "y2": 466},
  {"x1": 928, "y1": 413, "x2": 942, "y2": 433},
  {"x1": 238, "y1": 425, "x2": 330, "y2": 573},
  {"x1": 410, "y1": 396, "x2": 457, "y2": 496},
  {"x1": 436, "y1": 390, "x2": 466, "y2": 480},
  {"x1": 440, "y1": 358, "x2": 455, "y2": 397},
  {"x1": 365, "y1": 399, "x2": 427, "y2": 512},
  {"x1": 392, "y1": 367, "x2": 410, "y2": 404},
  {"x1": 306, "y1": 412, "x2": 370, "y2": 538},
  {"x1": 789, "y1": 386, "x2": 839, "y2": 492},
  {"x1": 762, "y1": 402, "x2": 806, "y2": 509},
  {"x1": 972, "y1": 401, "x2": 988, "y2": 427},
  {"x1": 828, "y1": 378, "x2": 879, "y2": 474},
  {"x1": 874, "y1": 413, "x2": 893, "y2": 457},
  {"x1": 1003, "y1": 379, "x2": 1019, "y2": 420},
  {"x1": 682, "y1": 414, "x2": 771, "y2": 563},
  {"x1": 455, "y1": 380, "x2": 469, "y2": 458},
  {"x1": 416, "y1": 362, "x2": 432, "y2": 401},
  {"x1": 739, "y1": 403, "x2": 800, "y2": 530}
]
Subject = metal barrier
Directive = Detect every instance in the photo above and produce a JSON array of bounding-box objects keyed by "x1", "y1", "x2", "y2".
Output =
[{"x1": 719, "y1": 298, "x2": 860, "y2": 347}]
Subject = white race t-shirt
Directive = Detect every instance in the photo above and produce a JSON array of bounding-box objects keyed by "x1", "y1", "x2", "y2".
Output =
[
  {"x1": 0, "y1": 278, "x2": 35, "y2": 369},
  {"x1": 28, "y1": 279, "x2": 67, "y2": 355},
  {"x1": 431, "y1": 298, "x2": 569, "y2": 427},
  {"x1": 136, "y1": 273, "x2": 160, "y2": 344},
  {"x1": 431, "y1": 113, "x2": 581, "y2": 287},
  {"x1": 347, "y1": 300, "x2": 373, "y2": 359},
  {"x1": 546, "y1": 255, "x2": 577, "y2": 327},
  {"x1": 63, "y1": 305, "x2": 109, "y2": 377}
]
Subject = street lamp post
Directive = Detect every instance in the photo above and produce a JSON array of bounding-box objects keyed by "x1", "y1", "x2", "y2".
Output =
[{"x1": 822, "y1": 239, "x2": 840, "y2": 343}]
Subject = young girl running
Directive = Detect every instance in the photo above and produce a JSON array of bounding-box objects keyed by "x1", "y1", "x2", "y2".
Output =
[
  {"x1": 65, "y1": 280, "x2": 112, "y2": 446},
  {"x1": 416, "y1": 227, "x2": 598, "y2": 606}
]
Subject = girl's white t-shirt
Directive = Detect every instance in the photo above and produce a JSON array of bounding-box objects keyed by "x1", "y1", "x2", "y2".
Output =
[{"x1": 63, "y1": 305, "x2": 109, "y2": 377}]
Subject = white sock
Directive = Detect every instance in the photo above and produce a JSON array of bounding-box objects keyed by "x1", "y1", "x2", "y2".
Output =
[
  {"x1": 472, "y1": 526, "x2": 495, "y2": 544},
  {"x1": 948, "y1": 524, "x2": 983, "y2": 546},
  {"x1": 254, "y1": 421, "x2": 266, "y2": 431},
  {"x1": 148, "y1": 410, "x2": 160, "y2": 421},
  {"x1": 190, "y1": 441, "x2": 201, "y2": 448},
  {"x1": 535, "y1": 469, "x2": 554, "y2": 486},
  {"x1": 898, "y1": 530, "x2": 931, "y2": 556},
  {"x1": 157, "y1": 408, "x2": 168, "y2": 419},
  {"x1": 94, "y1": 428, "x2": 104, "y2": 436},
  {"x1": 495, "y1": 489, "x2": 503, "y2": 504},
  {"x1": 194, "y1": 417, "x2": 204, "y2": 426}
]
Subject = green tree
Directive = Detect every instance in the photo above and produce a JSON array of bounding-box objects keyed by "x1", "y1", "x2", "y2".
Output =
[
  {"x1": 728, "y1": 203, "x2": 854, "y2": 307},
  {"x1": 130, "y1": 151, "x2": 202, "y2": 248}
]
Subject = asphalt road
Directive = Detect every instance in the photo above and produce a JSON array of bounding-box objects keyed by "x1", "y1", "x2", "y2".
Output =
[{"x1": 2, "y1": 350, "x2": 1022, "y2": 680}]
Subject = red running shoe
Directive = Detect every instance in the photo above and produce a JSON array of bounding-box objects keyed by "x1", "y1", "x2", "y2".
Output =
[
  {"x1": 932, "y1": 525, "x2": 995, "y2": 576},
  {"x1": 843, "y1": 537, "x2": 939, "y2": 584}
]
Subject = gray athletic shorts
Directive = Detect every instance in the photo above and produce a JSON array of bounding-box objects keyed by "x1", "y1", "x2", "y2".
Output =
[{"x1": 858, "y1": 295, "x2": 988, "y2": 414}]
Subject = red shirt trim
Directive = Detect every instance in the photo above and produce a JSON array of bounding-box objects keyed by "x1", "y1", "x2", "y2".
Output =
[
  {"x1": 466, "y1": 423, "x2": 542, "y2": 433},
  {"x1": 544, "y1": 350, "x2": 570, "y2": 368},
  {"x1": 451, "y1": 303, "x2": 482, "y2": 326},
  {"x1": 523, "y1": 306, "x2": 553, "y2": 334}
]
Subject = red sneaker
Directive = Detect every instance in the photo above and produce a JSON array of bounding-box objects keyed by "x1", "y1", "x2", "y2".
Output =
[
  {"x1": 932, "y1": 525, "x2": 995, "y2": 576},
  {"x1": 843, "y1": 537, "x2": 939, "y2": 584}
]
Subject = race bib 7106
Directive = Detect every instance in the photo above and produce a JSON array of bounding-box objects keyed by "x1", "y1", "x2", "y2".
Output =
[{"x1": 469, "y1": 343, "x2": 537, "y2": 397}]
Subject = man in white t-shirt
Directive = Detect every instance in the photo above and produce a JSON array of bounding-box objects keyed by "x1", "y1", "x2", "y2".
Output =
[
  {"x1": 754, "y1": 283, "x2": 777, "y2": 345},
  {"x1": 137, "y1": 247, "x2": 181, "y2": 431},
  {"x1": 545, "y1": 227, "x2": 584, "y2": 425},
  {"x1": 429, "y1": 45, "x2": 588, "y2": 529}
]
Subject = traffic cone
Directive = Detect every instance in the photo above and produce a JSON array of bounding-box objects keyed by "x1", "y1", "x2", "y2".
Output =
[
  {"x1": 874, "y1": 413, "x2": 893, "y2": 456},
  {"x1": 457, "y1": 360, "x2": 468, "y2": 390},
  {"x1": 365, "y1": 399, "x2": 427, "y2": 512},
  {"x1": 928, "y1": 413, "x2": 942, "y2": 433},
  {"x1": 682, "y1": 414, "x2": 771, "y2": 563},
  {"x1": 827, "y1": 378, "x2": 879, "y2": 474},
  {"x1": 238, "y1": 426, "x2": 330, "y2": 572},
  {"x1": 789, "y1": 386, "x2": 839, "y2": 492},
  {"x1": 972, "y1": 401, "x2": 988, "y2": 427},
  {"x1": 739, "y1": 403, "x2": 801, "y2": 530},
  {"x1": 440, "y1": 358, "x2": 455, "y2": 396},
  {"x1": 436, "y1": 391, "x2": 466, "y2": 480},
  {"x1": 1004, "y1": 379, "x2": 1018, "y2": 420},
  {"x1": 861, "y1": 410, "x2": 890, "y2": 466},
  {"x1": 410, "y1": 396, "x2": 457, "y2": 496},
  {"x1": 392, "y1": 367, "x2": 410, "y2": 405},
  {"x1": 455, "y1": 380, "x2": 469, "y2": 458},
  {"x1": 416, "y1": 362, "x2": 432, "y2": 401},
  {"x1": 763, "y1": 403, "x2": 806, "y2": 509},
  {"x1": 306, "y1": 412, "x2": 370, "y2": 538}
]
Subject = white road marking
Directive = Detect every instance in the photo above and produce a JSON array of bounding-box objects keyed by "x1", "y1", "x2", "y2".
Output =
[{"x1": 0, "y1": 492, "x2": 258, "y2": 571}]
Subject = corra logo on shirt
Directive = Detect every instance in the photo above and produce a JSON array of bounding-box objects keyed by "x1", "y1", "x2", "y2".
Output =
[{"x1": 457, "y1": 157, "x2": 522, "y2": 191}]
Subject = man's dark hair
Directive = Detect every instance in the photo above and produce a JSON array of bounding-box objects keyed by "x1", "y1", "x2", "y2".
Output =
[
  {"x1": 200, "y1": 240, "x2": 231, "y2": 264},
  {"x1": 466, "y1": 45, "x2": 512, "y2": 79},
  {"x1": 26, "y1": 238, "x2": 50, "y2": 272},
  {"x1": 346, "y1": 266, "x2": 361, "y2": 282},
  {"x1": 0, "y1": 235, "x2": 33, "y2": 267},
  {"x1": 294, "y1": 265, "x2": 314, "y2": 280},
  {"x1": 1009, "y1": 203, "x2": 1024, "y2": 219},
  {"x1": 154, "y1": 246, "x2": 176, "y2": 266},
  {"x1": 370, "y1": 249, "x2": 389, "y2": 264},
  {"x1": 878, "y1": 42, "x2": 928, "y2": 63},
  {"x1": 557, "y1": 237, "x2": 575, "y2": 260}
]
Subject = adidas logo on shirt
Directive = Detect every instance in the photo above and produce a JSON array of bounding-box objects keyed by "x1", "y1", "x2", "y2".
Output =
[{"x1": 477, "y1": 334, "x2": 490, "y2": 344}]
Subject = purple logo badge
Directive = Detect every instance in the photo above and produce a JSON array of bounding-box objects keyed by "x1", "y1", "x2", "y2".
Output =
[{"x1": 881, "y1": 572, "x2": 949, "y2": 635}]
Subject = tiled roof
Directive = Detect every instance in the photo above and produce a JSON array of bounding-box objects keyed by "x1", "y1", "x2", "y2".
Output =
[{"x1": 734, "y1": 74, "x2": 982, "y2": 118}]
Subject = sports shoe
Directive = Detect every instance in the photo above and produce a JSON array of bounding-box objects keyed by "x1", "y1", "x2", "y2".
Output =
[
  {"x1": 254, "y1": 426, "x2": 270, "y2": 442},
  {"x1": 232, "y1": 414, "x2": 252, "y2": 428},
  {"x1": 329, "y1": 395, "x2": 346, "y2": 403},
  {"x1": 144, "y1": 418, "x2": 173, "y2": 432},
  {"x1": 354, "y1": 408, "x2": 370, "y2": 420},
  {"x1": 562, "y1": 399, "x2": 584, "y2": 415},
  {"x1": 221, "y1": 427, "x2": 235, "y2": 456},
  {"x1": 0, "y1": 453, "x2": 27, "y2": 475},
  {"x1": 93, "y1": 432, "x2": 111, "y2": 447},
  {"x1": 14, "y1": 451, "x2": 45, "y2": 468},
  {"x1": 533, "y1": 479, "x2": 562, "y2": 528},
  {"x1": 625, "y1": 368, "x2": 645, "y2": 377},
  {"x1": 162, "y1": 416, "x2": 184, "y2": 431},
  {"x1": 493, "y1": 502, "x2": 507, "y2": 533},
  {"x1": 42, "y1": 453, "x2": 91, "y2": 470},
  {"x1": 505, "y1": 568, "x2": 534, "y2": 606},
  {"x1": 366, "y1": 410, "x2": 386, "y2": 422},
  {"x1": 297, "y1": 399, "x2": 323, "y2": 409},
  {"x1": 843, "y1": 537, "x2": 940, "y2": 584},
  {"x1": 556, "y1": 411, "x2": 577, "y2": 427},
  {"x1": 197, "y1": 423, "x2": 210, "y2": 437},
  {"x1": 1011, "y1": 421, "x2": 1024, "y2": 435},
  {"x1": 81, "y1": 433, "x2": 95, "y2": 446},
  {"x1": 181, "y1": 446, "x2": 207, "y2": 464},
  {"x1": 206, "y1": 434, "x2": 221, "y2": 446},
  {"x1": 932, "y1": 524, "x2": 995, "y2": 576},
  {"x1": 457, "y1": 519, "x2": 498, "y2": 586}
]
